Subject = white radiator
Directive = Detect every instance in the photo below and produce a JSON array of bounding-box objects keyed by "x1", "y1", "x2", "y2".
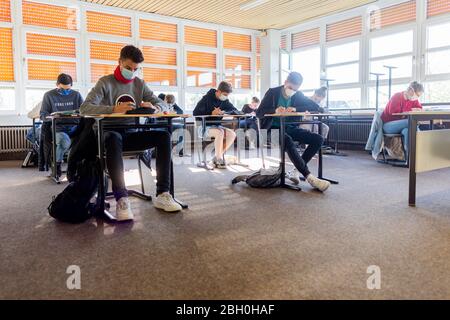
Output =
[{"x1": 0, "y1": 126, "x2": 31, "y2": 154}]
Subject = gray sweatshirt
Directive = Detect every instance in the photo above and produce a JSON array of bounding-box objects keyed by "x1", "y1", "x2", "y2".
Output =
[
  {"x1": 80, "y1": 74, "x2": 166, "y2": 126},
  {"x1": 40, "y1": 89, "x2": 83, "y2": 131}
]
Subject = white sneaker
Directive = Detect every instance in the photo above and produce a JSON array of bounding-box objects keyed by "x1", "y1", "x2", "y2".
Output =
[
  {"x1": 115, "y1": 197, "x2": 134, "y2": 221},
  {"x1": 154, "y1": 192, "x2": 182, "y2": 212},
  {"x1": 306, "y1": 174, "x2": 331, "y2": 192},
  {"x1": 286, "y1": 169, "x2": 300, "y2": 185}
]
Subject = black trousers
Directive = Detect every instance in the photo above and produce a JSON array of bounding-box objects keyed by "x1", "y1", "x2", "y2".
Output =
[
  {"x1": 104, "y1": 129, "x2": 171, "y2": 200},
  {"x1": 285, "y1": 126, "x2": 324, "y2": 177}
]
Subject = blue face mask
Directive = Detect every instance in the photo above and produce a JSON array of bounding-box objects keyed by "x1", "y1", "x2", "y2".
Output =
[
  {"x1": 58, "y1": 88, "x2": 72, "y2": 96},
  {"x1": 121, "y1": 67, "x2": 136, "y2": 80}
]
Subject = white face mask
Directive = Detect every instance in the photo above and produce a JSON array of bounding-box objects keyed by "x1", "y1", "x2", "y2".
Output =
[
  {"x1": 284, "y1": 87, "x2": 296, "y2": 98},
  {"x1": 219, "y1": 94, "x2": 228, "y2": 101}
]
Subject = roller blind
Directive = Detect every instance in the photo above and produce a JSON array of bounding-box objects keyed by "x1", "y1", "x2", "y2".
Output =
[
  {"x1": 187, "y1": 71, "x2": 216, "y2": 87},
  {"x1": 143, "y1": 68, "x2": 176, "y2": 86},
  {"x1": 22, "y1": 0, "x2": 77, "y2": 30},
  {"x1": 292, "y1": 28, "x2": 320, "y2": 49},
  {"x1": 90, "y1": 63, "x2": 115, "y2": 83},
  {"x1": 225, "y1": 55, "x2": 251, "y2": 71},
  {"x1": 370, "y1": 0, "x2": 416, "y2": 31},
  {"x1": 90, "y1": 40, "x2": 126, "y2": 61},
  {"x1": 142, "y1": 46, "x2": 176, "y2": 66},
  {"x1": 256, "y1": 37, "x2": 261, "y2": 54},
  {"x1": 223, "y1": 32, "x2": 251, "y2": 52},
  {"x1": 86, "y1": 11, "x2": 131, "y2": 37},
  {"x1": 184, "y1": 26, "x2": 217, "y2": 47},
  {"x1": 28, "y1": 59, "x2": 77, "y2": 81},
  {"x1": 139, "y1": 19, "x2": 177, "y2": 43},
  {"x1": 0, "y1": 27, "x2": 14, "y2": 82},
  {"x1": 0, "y1": 0, "x2": 11, "y2": 22},
  {"x1": 225, "y1": 74, "x2": 251, "y2": 89},
  {"x1": 27, "y1": 33, "x2": 76, "y2": 58},
  {"x1": 427, "y1": 0, "x2": 450, "y2": 17},
  {"x1": 280, "y1": 34, "x2": 287, "y2": 50},
  {"x1": 187, "y1": 51, "x2": 216, "y2": 69},
  {"x1": 326, "y1": 16, "x2": 362, "y2": 42}
]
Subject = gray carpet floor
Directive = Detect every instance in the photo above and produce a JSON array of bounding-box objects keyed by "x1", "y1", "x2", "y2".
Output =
[{"x1": 1, "y1": 150, "x2": 449, "y2": 299}]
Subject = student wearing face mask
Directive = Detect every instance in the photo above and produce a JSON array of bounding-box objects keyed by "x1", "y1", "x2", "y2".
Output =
[
  {"x1": 40, "y1": 73, "x2": 83, "y2": 179},
  {"x1": 164, "y1": 94, "x2": 185, "y2": 156},
  {"x1": 381, "y1": 81, "x2": 424, "y2": 152},
  {"x1": 193, "y1": 81, "x2": 240, "y2": 169},
  {"x1": 240, "y1": 97, "x2": 260, "y2": 150},
  {"x1": 299, "y1": 87, "x2": 330, "y2": 139},
  {"x1": 80, "y1": 45, "x2": 183, "y2": 221},
  {"x1": 256, "y1": 72, "x2": 331, "y2": 192}
]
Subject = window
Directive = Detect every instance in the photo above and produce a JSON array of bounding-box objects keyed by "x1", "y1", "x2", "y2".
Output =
[
  {"x1": 328, "y1": 88, "x2": 361, "y2": 109},
  {"x1": 229, "y1": 94, "x2": 252, "y2": 110},
  {"x1": 0, "y1": 87, "x2": 15, "y2": 111},
  {"x1": 22, "y1": 0, "x2": 78, "y2": 30},
  {"x1": 367, "y1": 84, "x2": 407, "y2": 109},
  {"x1": 369, "y1": 0, "x2": 416, "y2": 31},
  {"x1": 89, "y1": 39, "x2": 125, "y2": 83},
  {"x1": 0, "y1": 0, "x2": 11, "y2": 23},
  {"x1": 326, "y1": 41, "x2": 360, "y2": 85},
  {"x1": 427, "y1": 0, "x2": 450, "y2": 18},
  {"x1": 292, "y1": 47, "x2": 320, "y2": 90},
  {"x1": 186, "y1": 49, "x2": 217, "y2": 88},
  {"x1": 426, "y1": 22, "x2": 450, "y2": 76},
  {"x1": 280, "y1": 50, "x2": 290, "y2": 83},
  {"x1": 0, "y1": 27, "x2": 14, "y2": 82},
  {"x1": 139, "y1": 19, "x2": 177, "y2": 43},
  {"x1": 423, "y1": 81, "x2": 450, "y2": 103},
  {"x1": 142, "y1": 46, "x2": 177, "y2": 86},
  {"x1": 25, "y1": 88, "x2": 50, "y2": 111},
  {"x1": 86, "y1": 11, "x2": 131, "y2": 37},
  {"x1": 185, "y1": 92, "x2": 206, "y2": 112},
  {"x1": 225, "y1": 55, "x2": 251, "y2": 89}
]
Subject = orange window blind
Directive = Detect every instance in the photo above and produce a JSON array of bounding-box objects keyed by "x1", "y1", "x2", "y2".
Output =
[
  {"x1": 139, "y1": 19, "x2": 177, "y2": 43},
  {"x1": 0, "y1": 0, "x2": 11, "y2": 22},
  {"x1": 187, "y1": 71, "x2": 216, "y2": 88},
  {"x1": 428, "y1": 0, "x2": 450, "y2": 17},
  {"x1": 280, "y1": 34, "x2": 287, "y2": 50},
  {"x1": 225, "y1": 74, "x2": 251, "y2": 89},
  {"x1": 90, "y1": 63, "x2": 115, "y2": 83},
  {"x1": 370, "y1": 0, "x2": 416, "y2": 30},
  {"x1": 28, "y1": 59, "x2": 77, "y2": 81},
  {"x1": 143, "y1": 68, "x2": 176, "y2": 86},
  {"x1": 292, "y1": 28, "x2": 320, "y2": 49},
  {"x1": 142, "y1": 47, "x2": 176, "y2": 66},
  {"x1": 326, "y1": 16, "x2": 362, "y2": 42},
  {"x1": 90, "y1": 40, "x2": 126, "y2": 61},
  {"x1": 223, "y1": 32, "x2": 252, "y2": 52},
  {"x1": 27, "y1": 33, "x2": 76, "y2": 58},
  {"x1": 187, "y1": 51, "x2": 216, "y2": 69},
  {"x1": 256, "y1": 37, "x2": 261, "y2": 54},
  {"x1": 225, "y1": 55, "x2": 251, "y2": 71},
  {"x1": 257, "y1": 56, "x2": 261, "y2": 72},
  {"x1": 0, "y1": 27, "x2": 14, "y2": 82},
  {"x1": 184, "y1": 26, "x2": 217, "y2": 47},
  {"x1": 22, "y1": 1, "x2": 77, "y2": 30},
  {"x1": 86, "y1": 11, "x2": 131, "y2": 37}
]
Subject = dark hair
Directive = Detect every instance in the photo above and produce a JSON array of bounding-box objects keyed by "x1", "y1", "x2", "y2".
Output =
[
  {"x1": 251, "y1": 96, "x2": 260, "y2": 103},
  {"x1": 217, "y1": 81, "x2": 233, "y2": 94},
  {"x1": 165, "y1": 94, "x2": 175, "y2": 104},
  {"x1": 120, "y1": 45, "x2": 144, "y2": 63},
  {"x1": 409, "y1": 81, "x2": 424, "y2": 94},
  {"x1": 158, "y1": 93, "x2": 166, "y2": 101},
  {"x1": 56, "y1": 73, "x2": 73, "y2": 86},
  {"x1": 314, "y1": 86, "x2": 328, "y2": 98},
  {"x1": 286, "y1": 72, "x2": 303, "y2": 86}
]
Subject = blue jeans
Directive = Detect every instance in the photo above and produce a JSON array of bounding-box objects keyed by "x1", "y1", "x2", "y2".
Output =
[
  {"x1": 383, "y1": 119, "x2": 409, "y2": 152},
  {"x1": 55, "y1": 132, "x2": 71, "y2": 162}
]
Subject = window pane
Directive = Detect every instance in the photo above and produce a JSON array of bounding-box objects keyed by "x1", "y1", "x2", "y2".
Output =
[
  {"x1": 187, "y1": 71, "x2": 216, "y2": 88},
  {"x1": 370, "y1": 56, "x2": 412, "y2": 78},
  {"x1": 225, "y1": 74, "x2": 251, "y2": 89},
  {"x1": 143, "y1": 68, "x2": 176, "y2": 86},
  {"x1": 185, "y1": 92, "x2": 207, "y2": 112},
  {"x1": 25, "y1": 88, "x2": 49, "y2": 111},
  {"x1": 292, "y1": 47, "x2": 320, "y2": 90},
  {"x1": 326, "y1": 41, "x2": 359, "y2": 65},
  {"x1": 423, "y1": 81, "x2": 450, "y2": 103},
  {"x1": 426, "y1": 49, "x2": 450, "y2": 75},
  {"x1": 370, "y1": 31, "x2": 413, "y2": 58},
  {"x1": 428, "y1": 22, "x2": 450, "y2": 49},
  {"x1": 328, "y1": 88, "x2": 361, "y2": 109},
  {"x1": 367, "y1": 84, "x2": 407, "y2": 109},
  {"x1": 326, "y1": 63, "x2": 359, "y2": 84},
  {"x1": 229, "y1": 94, "x2": 252, "y2": 110},
  {"x1": 0, "y1": 87, "x2": 15, "y2": 111}
]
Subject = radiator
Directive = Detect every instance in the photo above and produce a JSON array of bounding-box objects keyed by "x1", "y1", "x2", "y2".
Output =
[
  {"x1": 0, "y1": 126, "x2": 31, "y2": 154},
  {"x1": 328, "y1": 120, "x2": 372, "y2": 145}
]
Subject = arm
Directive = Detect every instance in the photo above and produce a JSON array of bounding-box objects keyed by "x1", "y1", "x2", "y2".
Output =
[
  {"x1": 80, "y1": 79, "x2": 114, "y2": 115},
  {"x1": 256, "y1": 88, "x2": 275, "y2": 119},
  {"x1": 174, "y1": 104, "x2": 183, "y2": 115},
  {"x1": 222, "y1": 100, "x2": 241, "y2": 114},
  {"x1": 293, "y1": 92, "x2": 322, "y2": 113}
]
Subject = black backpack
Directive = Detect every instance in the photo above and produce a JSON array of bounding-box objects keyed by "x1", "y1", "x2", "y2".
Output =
[
  {"x1": 48, "y1": 160, "x2": 99, "y2": 223},
  {"x1": 232, "y1": 165, "x2": 282, "y2": 188}
]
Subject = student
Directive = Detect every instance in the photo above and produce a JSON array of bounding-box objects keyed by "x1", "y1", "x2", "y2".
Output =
[
  {"x1": 256, "y1": 72, "x2": 331, "y2": 192},
  {"x1": 165, "y1": 94, "x2": 185, "y2": 156},
  {"x1": 240, "y1": 97, "x2": 260, "y2": 150},
  {"x1": 300, "y1": 87, "x2": 330, "y2": 139},
  {"x1": 80, "y1": 45, "x2": 183, "y2": 221},
  {"x1": 165, "y1": 94, "x2": 183, "y2": 115},
  {"x1": 193, "y1": 81, "x2": 239, "y2": 169},
  {"x1": 40, "y1": 74, "x2": 83, "y2": 178},
  {"x1": 381, "y1": 81, "x2": 424, "y2": 152}
]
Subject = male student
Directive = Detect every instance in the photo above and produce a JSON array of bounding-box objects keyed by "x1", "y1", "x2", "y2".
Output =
[
  {"x1": 193, "y1": 81, "x2": 240, "y2": 169},
  {"x1": 256, "y1": 72, "x2": 331, "y2": 192},
  {"x1": 165, "y1": 94, "x2": 185, "y2": 156},
  {"x1": 40, "y1": 73, "x2": 83, "y2": 179},
  {"x1": 240, "y1": 96, "x2": 260, "y2": 150},
  {"x1": 300, "y1": 86, "x2": 330, "y2": 139},
  {"x1": 80, "y1": 45, "x2": 183, "y2": 221}
]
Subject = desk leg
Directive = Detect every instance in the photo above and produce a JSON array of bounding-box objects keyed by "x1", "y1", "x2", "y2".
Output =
[
  {"x1": 51, "y1": 117, "x2": 60, "y2": 184},
  {"x1": 168, "y1": 118, "x2": 188, "y2": 209},
  {"x1": 318, "y1": 120, "x2": 339, "y2": 185},
  {"x1": 280, "y1": 118, "x2": 301, "y2": 191},
  {"x1": 232, "y1": 117, "x2": 249, "y2": 168},
  {"x1": 408, "y1": 117, "x2": 417, "y2": 207}
]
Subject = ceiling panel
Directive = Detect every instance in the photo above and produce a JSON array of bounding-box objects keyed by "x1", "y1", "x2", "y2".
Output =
[{"x1": 80, "y1": 0, "x2": 375, "y2": 30}]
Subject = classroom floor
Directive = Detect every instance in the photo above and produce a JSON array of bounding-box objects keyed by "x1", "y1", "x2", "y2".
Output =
[{"x1": 1, "y1": 149, "x2": 450, "y2": 299}]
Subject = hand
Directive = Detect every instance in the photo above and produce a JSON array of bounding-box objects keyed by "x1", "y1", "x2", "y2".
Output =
[
  {"x1": 286, "y1": 107, "x2": 296, "y2": 113},
  {"x1": 113, "y1": 102, "x2": 135, "y2": 113},
  {"x1": 140, "y1": 101, "x2": 156, "y2": 109},
  {"x1": 275, "y1": 106, "x2": 286, "y2": 114},
  {"x1": 212, "y1": 107, "x2": 224, "y2": 115}
]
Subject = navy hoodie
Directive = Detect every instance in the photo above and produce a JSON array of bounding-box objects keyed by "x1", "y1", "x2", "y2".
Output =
[{"x1": 193, "y1": 88, "x2": 241, "y2": 125}]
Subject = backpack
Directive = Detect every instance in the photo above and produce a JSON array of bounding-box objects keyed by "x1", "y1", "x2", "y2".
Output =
[
  {"x1": 48, "y1": 159, "x2": 99, "y2": 223},
  {"x1": 232, "y1": 165, "x2": 282, "y2": 188}
]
